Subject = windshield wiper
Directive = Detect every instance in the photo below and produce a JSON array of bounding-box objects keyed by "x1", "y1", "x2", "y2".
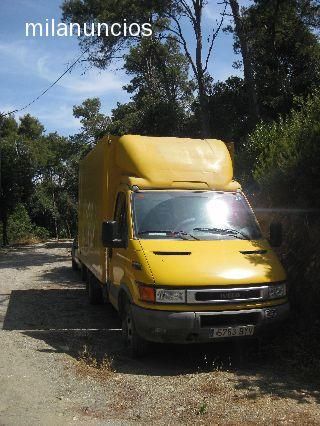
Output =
[
  {"x1": 174, "y1": 230, "x2": 199, "y2": 240},
  {"x1": 138, "y1": 230, "x2": 199, "y2": 240},
  {"x1": 193, "y1": 227, "x2": 249, "y2": 240}
]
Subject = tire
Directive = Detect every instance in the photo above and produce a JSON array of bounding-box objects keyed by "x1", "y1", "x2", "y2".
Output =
[
  {"x1": 102, "y1": 285, "x2": 110, "y2": 304},
  {"x1": 81, "y1": 264, "x2": 89, "y2": 292},
  {"x1": 87, "y1": 272, "x2": 103, "y2": 305},
  {"x1": 72, "y1": 257, "x2": 78, "y2": 271},
  {"x1": 81, "y1": 264, "x2": 87, "y2": 282},
  {"x1": 122, "y1": 299, "x2": 148, "y2": 358}
]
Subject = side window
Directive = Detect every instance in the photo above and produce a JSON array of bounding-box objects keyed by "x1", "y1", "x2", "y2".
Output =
[{"x1": 114, "y1": 192, "x2": 128, "y2": 242}]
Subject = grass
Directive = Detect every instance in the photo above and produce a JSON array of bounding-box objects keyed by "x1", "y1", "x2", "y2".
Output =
[
  {"x1": 196, "y1": 401, "x2": 208, "y2": 415},
  {"x1": 74, "y1": 345, "x2": 115, "y2": 380}
]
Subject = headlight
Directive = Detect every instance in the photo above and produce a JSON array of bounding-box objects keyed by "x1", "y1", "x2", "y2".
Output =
[
  {"x1": 156, "y1": 289, "x2": 186, "y2": 304},
  {"x1": 268, "y1": 283, "x2": 287, "y2": 299}
]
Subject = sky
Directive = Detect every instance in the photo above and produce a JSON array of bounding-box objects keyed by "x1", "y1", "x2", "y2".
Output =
[{"x1": 0, "y1": 0, "x2": 249, "y2": 136}]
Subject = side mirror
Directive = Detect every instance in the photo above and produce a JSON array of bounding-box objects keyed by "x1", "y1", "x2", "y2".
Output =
[
  {"x1": 269, "y1": 222, "x2": 282, "y2": 247},
  {"x1": 101, "y1": 221, "x2": 125, "y2": 248}
]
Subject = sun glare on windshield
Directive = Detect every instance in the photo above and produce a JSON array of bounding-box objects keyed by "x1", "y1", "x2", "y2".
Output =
[{"x1": 206, "y1": 198, "x2": 230, "y2": 227}]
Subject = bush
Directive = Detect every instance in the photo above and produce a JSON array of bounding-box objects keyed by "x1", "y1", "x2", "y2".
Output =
[
  {"x1": 7, "y1": 204, "x2": 34, "y2": 243},
  {"x1": 33, "y1": 226, "x2": 50, "y2": 241},
  {"x1": 245, "y1": 91, "x2": 320, "y2": 207},
  {"x1": 5, "y1": 204, "x2": 50, "y2": 244}
]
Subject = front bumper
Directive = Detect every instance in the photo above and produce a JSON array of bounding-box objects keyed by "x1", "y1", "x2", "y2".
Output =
[{"x1": 132, "y1": 303, "x2": 290, "y2": 343}]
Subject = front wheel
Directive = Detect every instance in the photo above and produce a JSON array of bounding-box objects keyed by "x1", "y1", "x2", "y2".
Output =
[{"x1": 122, "y1": 301, "x2": 148, "y2": 358}]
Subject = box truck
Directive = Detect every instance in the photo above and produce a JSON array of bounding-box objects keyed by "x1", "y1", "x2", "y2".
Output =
[{"x1": 72, "y1": 135, "x2": 289, "y2": 356}]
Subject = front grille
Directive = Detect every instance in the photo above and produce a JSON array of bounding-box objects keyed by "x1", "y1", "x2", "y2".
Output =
[
  {"x1": 200, "y1": 312, "x2": 260, "y2": 328},
  {"x1": 186, "y1": 286, "x2": 267, "y2": 304},
  {"x1": 195, "y1": 289, "x2": 261, "y2": 302}
]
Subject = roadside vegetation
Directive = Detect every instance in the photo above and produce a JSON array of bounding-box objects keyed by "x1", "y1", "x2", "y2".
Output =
[{"x1": 75, "y1": 345, "x2": 115, "y2": 381}]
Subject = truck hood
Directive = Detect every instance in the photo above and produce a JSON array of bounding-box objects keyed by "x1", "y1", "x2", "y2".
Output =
[{"x1": 138, "y1": 239, "x2": 286, "y2": 286}]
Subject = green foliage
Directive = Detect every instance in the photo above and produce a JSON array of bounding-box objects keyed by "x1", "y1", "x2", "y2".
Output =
[
  {"x1": 0, "y1": 114, "x2": 43, "y2": 244},
  {"x1": 207, "y1": 76, "x2": 252, "y2": 143},
  {"x1": 109, "y1": 97, "x2": 189, "y2": 136},
  {"x1": 107, "y1": 102, "x2": 142, "y2": 135},
  {"x1": 7, "y1": 204, "x2": 33, "y2": 242},
  {"x1": 245, "y1": 91, "x2": 320, "y2": 206},
  {"x1": 33, "y1": 226, "x2": 50, "y2": 241},
  {"x1": 0, "y1": 113, "x2": 80, "y2": 245},
  {"x1": 29, "y1": 132, "x2": 78, "y2": 239},
  {"x1": 237, "y1": 0, "x2": 320, "y2": 120},
  {"x1": 197, "y1": 402, "x2": 208, "y2": 415},
  {"x1": 73, "y1": 98, "x2": 110, "y2": 145},
  {"x1": 124, "y1": 37, "x2": 193, "y2": 107},
  {"x1": 61, "y1": 0, "x2": 170, "y2": 68},
  {"x1": 5, "y1": 204, "x2": 49, "y2": 243},
  {"x1": 106, "y1": 37, "x2": 194, "y2": 136}
]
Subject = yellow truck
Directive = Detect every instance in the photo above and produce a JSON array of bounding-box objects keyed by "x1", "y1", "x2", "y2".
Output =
[{"x1": 73, "y1": 135, "x2": 289, "y2": 356}]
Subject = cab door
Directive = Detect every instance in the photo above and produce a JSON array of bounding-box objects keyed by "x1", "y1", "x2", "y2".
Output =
[{"x1": 108, "y1": 191, "x2": 129, "y2": 307}]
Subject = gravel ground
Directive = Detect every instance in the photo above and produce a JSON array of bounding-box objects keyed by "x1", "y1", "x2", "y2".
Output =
[{"x1": 0, "y1": 242, "x2": 320, "y2": 425}]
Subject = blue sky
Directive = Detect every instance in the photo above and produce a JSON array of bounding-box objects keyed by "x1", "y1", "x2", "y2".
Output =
[{"x1": 0, "y1": 0, "x2": 249, "y2": 136}]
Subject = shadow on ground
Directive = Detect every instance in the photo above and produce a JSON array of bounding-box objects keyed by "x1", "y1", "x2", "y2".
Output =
[
  {"x1": 44, "y1": 241, "x2": 73, "y2": 249},
  {"x1": 39, "y1": 265, "x2": 83, "y2": 286},
  {"x1": 2, "y1": 287, "x2": 120, "y2": 331}
]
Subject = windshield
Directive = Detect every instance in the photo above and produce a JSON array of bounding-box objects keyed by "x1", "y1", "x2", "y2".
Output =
[{"x1": 132, "y1": 191, "x2": 262, "y2": 240}]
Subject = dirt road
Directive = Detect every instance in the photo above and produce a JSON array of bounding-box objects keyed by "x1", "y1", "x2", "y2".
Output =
[{"x1": 0, "y1": 242, "x2": 319, "y2": 425}]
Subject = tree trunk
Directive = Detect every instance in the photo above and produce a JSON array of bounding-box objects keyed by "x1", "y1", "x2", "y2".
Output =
[
  {"x1": 194, "y1": 0, "x2": 211, "y2": 138},
  {"x1": 198, "y1": 81, "x2": 211, "y2": 138},
  {"x1": 1, "y1": 211, "x2": 9, "y2": 246},
  {"x1": 66, "y1": 220, "x2": 71, "y2": 239},
  {"x1": 52, "y1": 191, "x2": 59, "y2": 241},
  {"x1": 229, "y1": 0, "x2": 260, "y2": 126}
]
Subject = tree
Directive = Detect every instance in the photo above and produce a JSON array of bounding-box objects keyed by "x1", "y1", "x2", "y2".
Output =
[
  {"x1": 207, "y1": 76, "x2": 251, "y2": 143},
  {"x1": 163, "y1": 0, "x2": 228, "y2": 137},
  {"x1": 61, "y1": 0, "x2": 228, "y2": 137},
  {"x1": 231, "y1": 0, "x2": 320, "y2": 120},
  {"x1": 76, "y1": 38, "x2": 194, "y2": 137},
  {"x1": 124, "y1": 37, "x2": 192, "y2": 107},
  {"x1": 30, "y1": 132, "x2": 77, "y2": 239},
  {"x1": 0, "y1": 114, "x2": 43, "y2": 245},
  {"x1": 228, "y1": 0, "x2": 260, "y2": 126},
  {"x1": 0, "y1": 116, "x2": 18, "y2": 245},
  {"x1": 107, "y1": 102, "x2": 142, "y2": 135},
  {"x1": 108, "y1": 37, "x2": 194, "y2": 136},
  {"x1": 73, "y1": 98, "x2": 110, "y2": 146},
  {"x1": 61, "y1": 0, "x2": 171, "y2": 68}
]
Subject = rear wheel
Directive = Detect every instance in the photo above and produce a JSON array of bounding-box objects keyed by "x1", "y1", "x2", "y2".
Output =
[
  {"x1": 121, "y1": 299, "x2": 148, "y2": 358},
  {"x1": 87, "y1": 272, "x2": 103, "y2": 305},
  {"x1": 72, "y1": 257, "x2": 78, "y2": 271},
  {"x1": 81, "y1": 264, "x2": 87, "y2": 282}
]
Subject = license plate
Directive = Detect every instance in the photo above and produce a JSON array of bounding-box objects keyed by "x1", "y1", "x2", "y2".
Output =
[{"x1": 209, "y1": 325, "x2": 255, "y2": 338}]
